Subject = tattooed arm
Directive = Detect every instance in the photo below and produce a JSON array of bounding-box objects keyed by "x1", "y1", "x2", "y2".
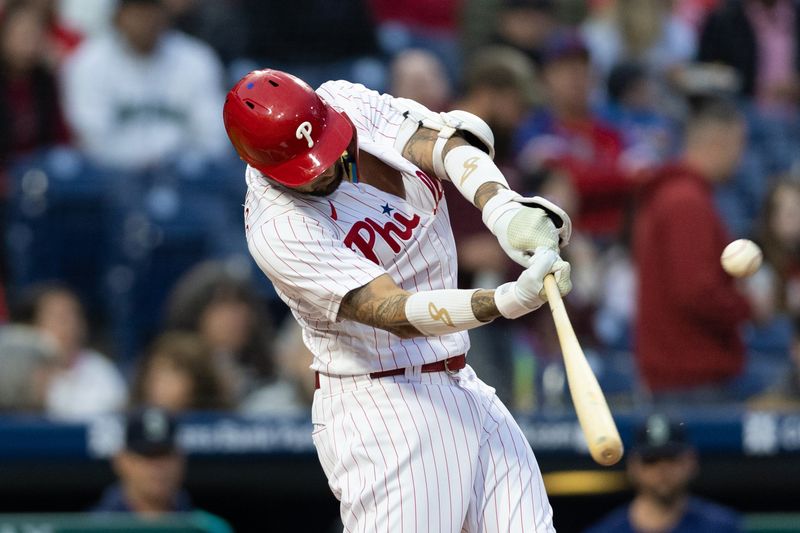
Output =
[
  {"x1": 401, "y1": 128, "x2": 510, "y2": 208},
  {"x1": 338, "y1": 274, "x2": 501, "y2": 339},
  {"x1": 470, "y1": 289, "x2": 502, "y2": 322},
  {"x1": 338, "y1": 275, "x2": 417, "y2": 338},
  {"x1": 400, "y1": 127, "x2": 462, "y2": 177}
]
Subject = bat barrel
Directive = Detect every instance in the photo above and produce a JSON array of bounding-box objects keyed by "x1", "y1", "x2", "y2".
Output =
[{"x1": 543, "y1": 274, "x2": 624, "y2": 467}]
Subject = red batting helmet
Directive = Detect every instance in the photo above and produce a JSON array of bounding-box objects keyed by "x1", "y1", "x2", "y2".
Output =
[{"x1": 223, "y1": 69, "x2": 355, "y2": 187}]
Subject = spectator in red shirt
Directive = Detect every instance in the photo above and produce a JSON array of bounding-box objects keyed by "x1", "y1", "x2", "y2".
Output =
[
  {"x1": 369, "y1": 0, "x2": 461, "y2": 81},
  {"x1": 634, "y1": 98, "x2": 752, "y2": 401},
  {"x1": 515, "y1": 31, "x2": 634, "y2": 239},
  {"x1": 0, "y1": 0, "x2": 71, "y2": 310},
  {"x1": 0, "y1": 0, "x2": 70, "y2": 162}
]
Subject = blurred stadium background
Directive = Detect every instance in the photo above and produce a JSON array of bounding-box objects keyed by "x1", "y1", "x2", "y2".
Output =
[{"x1": 0, "y1": 0, "x2": 799, "y2": 531}]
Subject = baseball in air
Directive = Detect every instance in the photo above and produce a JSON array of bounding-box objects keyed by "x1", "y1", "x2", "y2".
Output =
[{"x1": 721, "y1": 239, "x2": 762, "y2": 278}]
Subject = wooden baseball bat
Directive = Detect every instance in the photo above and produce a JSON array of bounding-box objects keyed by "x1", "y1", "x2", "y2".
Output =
[{"x1": 543, "y1": 274, "x2": 624, "y2": 466}]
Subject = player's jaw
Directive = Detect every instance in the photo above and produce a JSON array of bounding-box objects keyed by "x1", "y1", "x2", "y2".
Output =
[{"x1": 295, "y1": 158, "x2": 346, "y2": 197}]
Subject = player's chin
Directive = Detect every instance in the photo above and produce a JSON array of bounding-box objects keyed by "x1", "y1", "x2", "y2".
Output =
[{"x1": 308, "y1": 175, "x2": 343, "y2": 197}]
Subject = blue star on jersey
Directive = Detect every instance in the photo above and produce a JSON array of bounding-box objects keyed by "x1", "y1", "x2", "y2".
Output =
[{"x1": 381, "y1": 203, "x2": 394, "y2": 215}]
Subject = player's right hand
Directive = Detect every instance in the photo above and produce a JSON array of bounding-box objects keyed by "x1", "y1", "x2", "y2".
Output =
[{"x1": 515, "y1": 248, "x2": 572, "y2": 308}]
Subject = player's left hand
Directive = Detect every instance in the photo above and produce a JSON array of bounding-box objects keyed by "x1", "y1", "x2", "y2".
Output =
[
  {"x1": 483, "y1": 192, "x2": 572, "y2": 267},
  {"x1": 501, "y1": 247, "x2": 572, "y2": 315}
]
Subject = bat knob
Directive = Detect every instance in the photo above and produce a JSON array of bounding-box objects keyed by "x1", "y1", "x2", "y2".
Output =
[{"x1": 593, "y1": 443, "x2": 624, "y2": 466}]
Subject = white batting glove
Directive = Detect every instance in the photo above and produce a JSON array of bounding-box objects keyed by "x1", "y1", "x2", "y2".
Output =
[
  {"x1": 494, "y1": 247, "x2": 572, "y2": 319},
  {"x1": 482, "y1": 190, "x2": 572, "y2": 267}
]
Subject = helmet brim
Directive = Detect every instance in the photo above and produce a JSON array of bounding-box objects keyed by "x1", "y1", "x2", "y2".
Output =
[{"x1": 260, "y1": 106, "x2": 355, "y2": 188}]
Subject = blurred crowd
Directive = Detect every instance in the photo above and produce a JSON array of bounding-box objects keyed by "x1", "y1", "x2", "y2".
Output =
[{"x1": 0, "y1": 0, "x2": 799, "y2": 426}]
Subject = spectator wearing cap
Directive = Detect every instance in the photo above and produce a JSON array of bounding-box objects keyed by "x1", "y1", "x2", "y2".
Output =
[
  {"x1": 93, "y1": 407, "x2": 192, "y2": 516},
  {"x1": 584, "y1": 414, "x2": 742, "y2": 533},
  {"x1": 515, "y1": 30, "x2": 634, "y2": 240}
]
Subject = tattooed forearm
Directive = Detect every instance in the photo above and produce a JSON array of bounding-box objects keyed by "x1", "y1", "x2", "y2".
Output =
[
  {"x1": 401, "y1": 127, "x2": 469, "y2": 176},
  {"x1": 474, "y1": 182, "x2": 508, "y2": 211},
  {"x1": 339, "y1": 276, "x2": 501, "y2": 339},
  {"x1": 372, "y1": 293, "x2": 419, "y2": 338},
  {"x1": 339, "y1": 279, "x2": 421, "y2": 338},
  {"x1": 401, "y1": 127, "x2": 438, "y2": 173},
  {"x1": 471, "y1": 289, "x2": 501, "y2": 322}
]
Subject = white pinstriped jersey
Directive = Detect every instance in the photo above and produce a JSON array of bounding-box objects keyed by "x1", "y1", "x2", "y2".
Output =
[
  {"x1": 244, "y1": 78, "x2": 557, "y2": 533},
  {"x1": 244, "y1": 80, "x2": 469, "y2": 376}
]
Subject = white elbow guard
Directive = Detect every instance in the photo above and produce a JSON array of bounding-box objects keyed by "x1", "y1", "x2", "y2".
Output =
[
  {"x1": 443, "y1": 145, "x2": 510, "y2": 206},
  {"x1": 405, "y1": 289, "x2": 486, "y2": 336},
  {"x1": 394, "y1": 97, "x2": 495, "y2": 180}
]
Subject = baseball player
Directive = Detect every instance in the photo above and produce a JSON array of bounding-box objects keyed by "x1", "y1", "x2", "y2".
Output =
[{"x1": 223, "y1": 69, "x2": 572, "y2": 532}]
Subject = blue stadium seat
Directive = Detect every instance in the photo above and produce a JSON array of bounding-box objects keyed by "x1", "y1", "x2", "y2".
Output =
[
  {"x1": 7, "y1": 148, "x2": 111, "y2": 320},
  {"x1": 7, "y1": 149, "x2": 256, "y2": 360},
  {"x1": 102, "y1": 162, "x2": 253, "y2": 359}
]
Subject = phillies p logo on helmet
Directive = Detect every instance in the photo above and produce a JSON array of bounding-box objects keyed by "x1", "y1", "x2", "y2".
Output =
[{"x1": 295, "y1": 121, "x2": 314, "y2": 148}]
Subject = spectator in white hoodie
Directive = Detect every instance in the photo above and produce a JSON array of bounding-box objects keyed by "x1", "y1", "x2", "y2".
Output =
[{"x1": 62, "y1": 0, "x2": 228, "y2": 170}]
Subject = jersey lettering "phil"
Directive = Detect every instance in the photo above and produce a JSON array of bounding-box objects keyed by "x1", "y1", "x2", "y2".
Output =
[{"x1": 345, "y1": 211, "x2": 421, "y2": 265}]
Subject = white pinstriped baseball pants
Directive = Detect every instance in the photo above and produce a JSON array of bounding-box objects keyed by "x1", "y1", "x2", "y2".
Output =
[{"x1": 312, "y1": 364, "x2": 556, "y2": 532}]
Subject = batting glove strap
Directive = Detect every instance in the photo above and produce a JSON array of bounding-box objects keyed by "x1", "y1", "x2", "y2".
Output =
[
  {"x1": 494, "y1": 282, "x2": 542, "y2": 319},
  {"x1": 515, "y1": 196, "x2": 572, "y2": 247},
  {"x1": 405, "y1": 289, "x2": 485, "y2": 336},
  {"x1": 481, "y1": 188, "x2": 522, "y2": 230}
]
